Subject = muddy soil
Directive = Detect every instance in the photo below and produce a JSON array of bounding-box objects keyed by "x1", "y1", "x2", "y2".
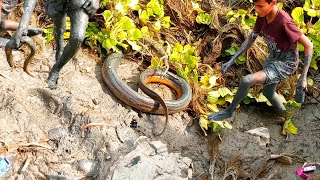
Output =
[{"x1": 0, "y1": 46, "x2": 319, "y2": 180}]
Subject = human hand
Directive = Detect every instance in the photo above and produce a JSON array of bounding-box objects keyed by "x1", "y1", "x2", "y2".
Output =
[
  {"x1": 83, "y1": 0, "x2": 99, "y2": 16},
  {"x1": 6, "y1": 31, "x2": 24, "y2": 49},
  {"x1": 295, "y1": 76, "x2": 307, "y2": 103},
  {"x1": 221, "y1": 60, "x2": 234, "y2": 74}
]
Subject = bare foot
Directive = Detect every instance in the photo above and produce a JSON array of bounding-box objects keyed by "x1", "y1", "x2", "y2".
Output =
[
  {"x1": 47, "y1": 70, "x2": 59, "y2": 90},
  {"x1": 208, "y1": 109, "x2": 233, "y2": 121}
]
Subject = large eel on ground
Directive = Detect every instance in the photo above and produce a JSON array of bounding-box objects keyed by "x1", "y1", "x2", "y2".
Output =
[{"x1": 101, "y1": 52, "x2": 192, "y2": 136}]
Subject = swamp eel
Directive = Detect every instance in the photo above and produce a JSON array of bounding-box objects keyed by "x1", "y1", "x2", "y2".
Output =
[{"x1": 101, "y1": 52, "x2": 192, "y2": 135}]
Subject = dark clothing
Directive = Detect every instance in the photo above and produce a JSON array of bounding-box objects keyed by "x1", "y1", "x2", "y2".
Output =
[
  {"x1": 253, "y1": 10, "x2": 303, "y2": 85},
  {"x1": 45, "y1": 0, "x2": 96, "y2": 19}
]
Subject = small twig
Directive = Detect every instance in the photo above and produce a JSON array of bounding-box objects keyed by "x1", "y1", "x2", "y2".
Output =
[
  {"x1": 47, "y1": 160, "x2": 73, "y2": 165},
  {"x1": 115, "y1": 125, "x2": 124, "y2": 143},
  {"x1": 270, "y1": 154, "x2": 293, "y2": 165},
  {"x1": 254, "y1": 43, "x2": 267, "y2": 56},
  {"x1": 194, "y1": 171, "x2": 205, "y2": 180},
  {"x1": 19, "y1": 156, "x2": 31, "y2": 174},
  {"x1": 2, "y1": 140, "x2": 53, "y2": 153},
  {"x1": 64, "y1": 148, "x2": 84, "y2": 160},
  {"x1": 307, "y1": 96, "x2": 320, "y2": 104},
  {"x1": 0, "y1": 72, "x2": 19, "y2": 84},
  {"x1": 161, "y1": 55, "x2": 169, "y2": 76},
  {"x1": 18, "y1": 142, "x2": 53, "y2": 150},
  {"x1": 279, "y1": 153, "x2": 305, "y2": 163},
  {"x1": 80, "y1": 123, "x2": 116, "y2": 131},
  {"x1": 266, "y1": 164, "x2": 281, "y2": 179},
  {"x1": 46, "y1": 175, "x2": 68, "y2": 179},
  {"x1": 198, "y1": 63, "x2": 214, "y2": 72},
  {"x1": 209, "y1": 158, "x2": 216, "y2": 180},
  {"x1": 312, "y1": 111, "x2": 320, "y2": 120}
]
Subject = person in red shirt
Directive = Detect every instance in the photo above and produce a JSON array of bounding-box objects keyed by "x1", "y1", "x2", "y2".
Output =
[{"x1": 208, "y1": 0, "x2": 313, "y2": 121}]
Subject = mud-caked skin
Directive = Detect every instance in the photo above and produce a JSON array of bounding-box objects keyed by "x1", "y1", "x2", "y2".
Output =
[
  {"x1": 295, "y1": 53, "x2": 313, "y2": 103},
  {"x1": 46, "y1": 0, "x2": 100, "y2": 89},
  {"x1": 208, "y1": 32, "x2": 259, "y2": 121},
  {"x1": 220, "y1": 32, "x2": 259, "y2": 74}
]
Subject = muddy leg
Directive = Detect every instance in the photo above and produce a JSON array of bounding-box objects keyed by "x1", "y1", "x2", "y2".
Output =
[
  {"x1": 208, "y1": 71, "x2": 267, "y2": 121},
  {"x1": 52, "y1": 15, "x2": 67, "y2": 62},
  {"x1": 263, "y1": 83, "x2": 286, "y2": 111},
  {"x1": 47, "y1": 10, "x2": 89, "y2": 89}
]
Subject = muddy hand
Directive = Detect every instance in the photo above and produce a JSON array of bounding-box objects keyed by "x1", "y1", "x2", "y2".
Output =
[
  {"x1": 7, "y1": 31, "x2": 24, "y2": 49},
  {"x1": 295, "y1": 76, "x2": 307, "y2": 103},
  {"x1": 221, "y1": 60, "x2": 233, "y2": 74},
  {"x1": 297, "y1": 76, "x2": 307, "y2": 91}
]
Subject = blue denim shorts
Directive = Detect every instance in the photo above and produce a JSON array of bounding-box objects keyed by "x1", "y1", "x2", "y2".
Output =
[{"x1": 263, "y1": 50, "x2": 298, "y2": 85}]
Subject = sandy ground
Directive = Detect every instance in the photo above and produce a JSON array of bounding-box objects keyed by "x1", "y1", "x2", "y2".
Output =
[{"x1": 0, "y1": 45, "x2": 319, "y2": 179}]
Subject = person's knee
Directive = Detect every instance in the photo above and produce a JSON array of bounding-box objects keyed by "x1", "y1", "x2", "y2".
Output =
[
  {"x1": 69, "y1": 33, "x2": 85, "y2": 47},
  {"x1": 240, "y1": 74, "x2": 253, "y2": 86},
  {"x1": 70, "y1": 30, "x2": 85, "y2": 45}
]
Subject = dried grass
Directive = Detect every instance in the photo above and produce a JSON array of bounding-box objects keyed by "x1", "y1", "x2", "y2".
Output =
[
  {"x1": 222, "y1": 155, "x2": 242, "y2": 180},
  {"x1": 166, "y1": 0, "x2": 198, "y2": 31}
]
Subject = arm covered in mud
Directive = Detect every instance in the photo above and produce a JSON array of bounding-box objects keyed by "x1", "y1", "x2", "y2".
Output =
[
  {"x1": 221, "y1": 31, "x2": 259, "y2": 74},
  {"x1": 295, "y1": 34, "x2": 313, "y2": 103},
  {"x1": 6, "y1": 0, "x2": 36, "y2": 48}
]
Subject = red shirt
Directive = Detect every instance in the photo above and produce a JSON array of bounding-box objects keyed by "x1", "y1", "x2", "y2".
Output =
[{"x1": 253, "y1": 10, "x2": 302, "y2": 52}]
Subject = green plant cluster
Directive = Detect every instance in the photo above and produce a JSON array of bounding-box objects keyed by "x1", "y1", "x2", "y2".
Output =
[
  {"x1": 226, "y1": 9, "x2": 256, "y2": 29},
  {"x1": 193, "y1": 0, "x2": 212, "y2": 25},
  {"x1": 221, "y1": 42, "x2": 247, "y2": 65},
  {"x1": 291, "y1": 0, "x2": 320, "y2": 70},
  {"x1": 168, "y1": 43, "x2": 200, "y2": 83},
  {"x1": 222, "y1": 8, "x2": 257, "y2": 65},
  {"x1": 86, "y1": 0, "x2": 143, "y2": 52}
]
